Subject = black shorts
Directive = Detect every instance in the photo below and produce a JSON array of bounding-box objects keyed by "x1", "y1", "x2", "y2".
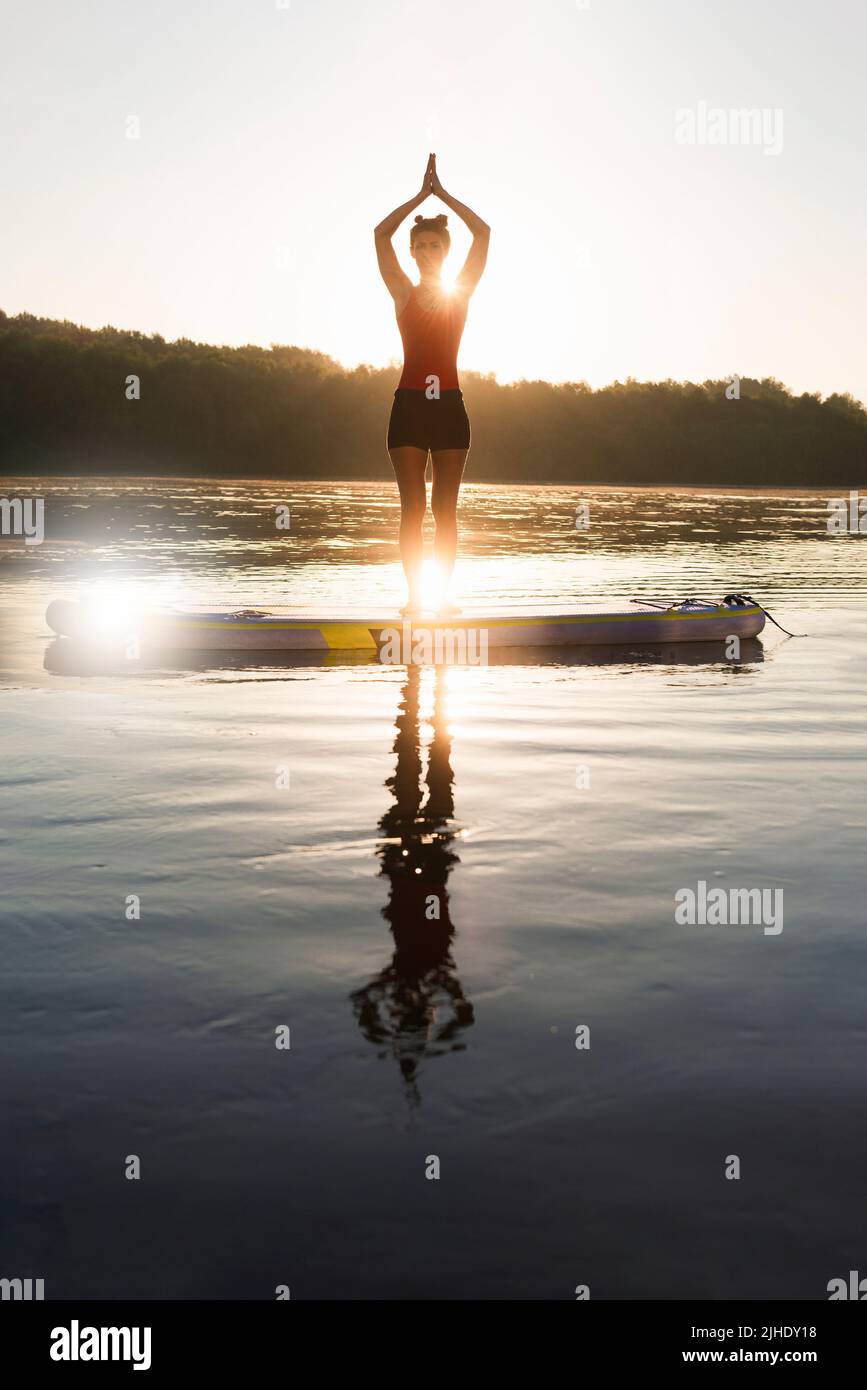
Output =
[{"x1": 387, "y1": 388, "x2": 471, "y2": 453}]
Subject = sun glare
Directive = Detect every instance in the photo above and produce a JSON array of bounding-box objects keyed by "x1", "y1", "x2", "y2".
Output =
[{"x1": 419, "y1": 558, "x2": 449, "y2": 611}]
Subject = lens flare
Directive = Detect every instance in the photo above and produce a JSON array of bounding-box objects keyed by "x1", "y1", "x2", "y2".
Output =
[
  {"x1": 76, "y1": 583, "x2": 151, "y2": 641},
  {"x1": 420, "y1": 558, "x2": 449, "y2": 612}
]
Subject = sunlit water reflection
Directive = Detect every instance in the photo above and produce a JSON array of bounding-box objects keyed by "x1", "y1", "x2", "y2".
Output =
[{"x1": 1, "y1": 479, "x2": 865, "y2": 1298}]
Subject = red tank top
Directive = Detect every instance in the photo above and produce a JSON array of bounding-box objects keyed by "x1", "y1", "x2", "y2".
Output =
[{"x1": 396, "y1": 284, "x2": 467, "y2": 390}]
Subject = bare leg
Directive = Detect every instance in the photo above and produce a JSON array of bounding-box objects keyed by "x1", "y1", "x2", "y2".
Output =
[
  {"x1": 389, "y1": 447, "x2": 428, "y2": 611},
  {"x1": 431, "y1": 449, "x2": 468, "y2": 605}
]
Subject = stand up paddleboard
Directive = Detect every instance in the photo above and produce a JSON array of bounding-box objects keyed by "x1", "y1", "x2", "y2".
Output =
[{"x1": 45, "y1": 596, "x2": 766, "y2": 652}]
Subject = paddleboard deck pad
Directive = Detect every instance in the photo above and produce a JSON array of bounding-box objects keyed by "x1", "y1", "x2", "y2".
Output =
[{"x1": 45, "y1": 597, "x2": 766, "y2": 652}]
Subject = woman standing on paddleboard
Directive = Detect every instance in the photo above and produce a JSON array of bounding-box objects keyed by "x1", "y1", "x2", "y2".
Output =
[{"x1": 375, "y1": 154, "x2": 490, "y2": 616}]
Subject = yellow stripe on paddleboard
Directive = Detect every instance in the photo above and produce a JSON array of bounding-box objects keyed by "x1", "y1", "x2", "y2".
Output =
[
  {"x1": 319, "y1": 623, "x2": 378, "y2": 651},
  {"x1": 377, "y1": 606, "x2": 759, "y2": 631}
]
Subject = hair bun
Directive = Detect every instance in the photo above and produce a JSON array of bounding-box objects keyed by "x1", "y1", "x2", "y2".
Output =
[
  {"x1": 435, "y1": 214, "x2": 447, "y2": 225},
  {"x1": 414, "y1": 214, "x2": 424, "y2": 223}
]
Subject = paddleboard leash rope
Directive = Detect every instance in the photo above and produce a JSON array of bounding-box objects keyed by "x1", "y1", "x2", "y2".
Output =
[
  {"x1": 723, "y1": 594, "x2": 806, "y2": 639},
  {"x1": 629, "y1": 594, "x2": 806, "y2": 638}
]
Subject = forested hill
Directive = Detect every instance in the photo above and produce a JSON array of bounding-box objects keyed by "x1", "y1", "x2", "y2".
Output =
[{"x1": 1, "y1": 309, "x2": 865, "y2": 484}]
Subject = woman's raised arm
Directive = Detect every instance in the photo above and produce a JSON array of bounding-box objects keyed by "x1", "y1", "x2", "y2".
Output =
[
  {"x1": 429, "y1": 156, "x2": 490, "y2": 295},
  {"x1": 374, "y1": 155, "x2": 434, "y2": 302}
]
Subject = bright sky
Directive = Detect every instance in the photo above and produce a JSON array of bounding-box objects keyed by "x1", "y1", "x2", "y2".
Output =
[{"x1": 2, "y1": 0, "x2": 865, "y2": 401}]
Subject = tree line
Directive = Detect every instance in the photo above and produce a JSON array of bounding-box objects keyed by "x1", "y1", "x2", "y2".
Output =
[{"x1": 1, "y1": 308, "x2": 865, "y2": 484}]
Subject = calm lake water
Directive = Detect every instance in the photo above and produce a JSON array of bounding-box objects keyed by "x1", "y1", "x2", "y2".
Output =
[{"x1": 1, "y1": 477, "x2": 865, "y2": 1300}]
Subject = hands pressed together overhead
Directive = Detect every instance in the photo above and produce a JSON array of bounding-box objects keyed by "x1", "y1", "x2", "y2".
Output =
[{"x1": 421, "y1": 152, "x2": 445, "y2": 199}]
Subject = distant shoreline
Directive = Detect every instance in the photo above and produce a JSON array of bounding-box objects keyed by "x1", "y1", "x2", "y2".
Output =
[
  {"x1": 0, "y1": 472, "x2": 856, "y2": 494},
  {"x1": 3, "y1": 309, "x2": 866, "y2": 487}
]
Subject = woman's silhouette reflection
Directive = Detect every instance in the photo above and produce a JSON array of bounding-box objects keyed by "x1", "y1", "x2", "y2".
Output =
[{"x1": 351, "y1": 665, "x2": 475, "y2": 1103}]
